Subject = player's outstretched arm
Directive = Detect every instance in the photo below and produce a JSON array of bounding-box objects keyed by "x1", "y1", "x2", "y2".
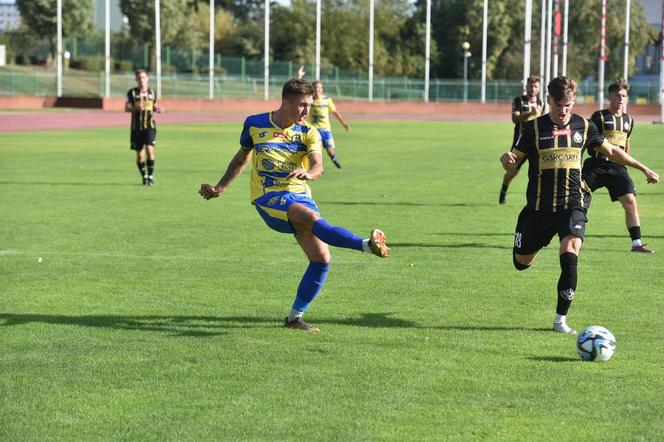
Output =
[
  {"x1": 199, "y1": 148, "x2": 253, "y2": 200},
  {"x1": 597, "y1": 140, "x2": 659, "y2": 184},
  {"x1": 333, "y1": 111, "x2": 350, "y2": 131},
  {"x1": 287, "y1": 152, "x2": 324, "y2": 181}
]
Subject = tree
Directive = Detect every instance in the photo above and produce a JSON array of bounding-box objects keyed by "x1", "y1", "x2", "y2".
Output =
[{"x1": 16, "y1": 0, "x2": 94, "y2": 59}]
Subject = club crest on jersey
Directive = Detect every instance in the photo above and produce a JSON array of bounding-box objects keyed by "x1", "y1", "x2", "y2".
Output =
[
  {"x1": 573, "y1": 131, "x2": 583, "y2": 143},
  {"x1": 624, "y1": 121, "x2": 631, "y2": 131},
  {"x1": 290, "y1": 133, "x2": 302, "y2": 143}
]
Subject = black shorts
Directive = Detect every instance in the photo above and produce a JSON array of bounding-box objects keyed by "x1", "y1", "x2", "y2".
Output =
[
  {"x1": 513, "y1": 207, "x2": 588, "y2": 255},
  {"x1": 583, "y1": 162, "x2": 635, "y2": 201},
  {"x1": 130, "y1": 128, "x2": 157, "y2": 151}
]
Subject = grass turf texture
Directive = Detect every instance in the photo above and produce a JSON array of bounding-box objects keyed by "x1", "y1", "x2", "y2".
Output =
[{"x1": 1, "y1": 120, "x2": 663, "y2": 440}]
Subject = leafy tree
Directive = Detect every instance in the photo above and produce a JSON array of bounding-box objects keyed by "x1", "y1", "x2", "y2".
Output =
[{"x1": 16, "y1": 0, "x2": 94, "y2": 57}]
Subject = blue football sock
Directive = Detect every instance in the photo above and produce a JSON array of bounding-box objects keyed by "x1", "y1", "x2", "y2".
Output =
[
  {"x1": 292, "y1": 261, "x2": 330, "y2": 313},
  {"x1": 312, "y1": 218, "x2": 364, "y2": 251}
]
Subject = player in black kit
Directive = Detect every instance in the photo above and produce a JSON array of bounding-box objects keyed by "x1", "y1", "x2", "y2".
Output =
[
  {"x1": 125, "y1": 69, "x2": 163, "y2": 186},
  {"x1": 500, "y1": 76, "x2": 543, "y2": 204},
  {"x1": 583, "y1": 78, "x2": 654, "y2": 253},
  {"x1": 500, "y1": 77, "x2": 659, "y2": 334}
]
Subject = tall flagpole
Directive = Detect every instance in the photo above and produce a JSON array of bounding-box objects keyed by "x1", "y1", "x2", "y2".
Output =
[
  {"x1": 56, "y1": 0, "x2": 62, "y2": 97},
  {"x1": 545, "y1": 0, "x2": 552, "y2": 107},
  {"x1": 562, "y1": 0, "x2": 568, "y2": 75},
  {"x1": 209, "y1": 0, "x2": 215, "y2": 99},
  {"x1": 523, "y1": 0, "x2": 533, "y2": 90},
  {"x1": 481, "y1": 0, "x2": 488, "y2": 103},
  {"x1": 264, "y1": 0, "x2": 270, "y2": 100},
  {"x1": 155, "y1": 0, "x2": 162, "y2": 98},
  {"x1": 369, "y1": 0, "x2": 374, "y2": 102},
  {"x1": 623, "y1": 0, "x2": 631, "y2": 79},
  {"x1": 315, "y1": 0, "x2": 321, "y2": 80},
  {"x1": 104, "y1": 0, "x2": 110, "y2": 98},
  {"x1": 539, "y1": 0, "x2": 546, "y2": 103},
  {"x1": 424, "y1": 0, "x2": 431, "y2": 102},
  {"x1": 552, "y1": 0, "x2": 560, "y2": 77},
  {"x1": 599, "y1": 0, "x2": 607, "y2": 110}
]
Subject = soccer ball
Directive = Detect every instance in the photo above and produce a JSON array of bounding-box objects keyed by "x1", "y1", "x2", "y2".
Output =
[{"x1": 576, "y1": 326, "x2": 616, "y2": 361}]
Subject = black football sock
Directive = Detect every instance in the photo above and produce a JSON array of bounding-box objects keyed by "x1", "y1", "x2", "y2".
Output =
[
  {"x1": 628, "y1": 226, "x2": 641, "y2": 241},
  {"x1": 556, "y1": 252, "x2": 578, "y2": 315},
  {"x1": 501, "y1": 184, "x2": 509, "y2": 192},
  {"x1": 137, "y1": 161, "x2": 147, "y2": 177},
  {"x1": 147, "y1": 159, "x2": 155, "y2": 177}
]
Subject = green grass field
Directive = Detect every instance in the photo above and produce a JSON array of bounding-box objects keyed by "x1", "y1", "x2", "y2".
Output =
[{"x1": 1, "y1": 119, "x2": 663, "y2": 440}]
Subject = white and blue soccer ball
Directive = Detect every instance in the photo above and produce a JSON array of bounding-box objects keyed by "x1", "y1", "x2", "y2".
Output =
[{"x1": 577, "y1": 326, "x2": 616, "y2": 361}]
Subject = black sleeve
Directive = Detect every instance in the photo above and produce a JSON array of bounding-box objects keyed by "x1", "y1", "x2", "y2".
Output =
[
  {"x1": 511, "y1": 97, "x2": 521, "y2": 113},
  {"x1": 585, "y1": 119, "x2": 605, "y2": 151},
  {"x1": 126, "y1": 89, "x2": 133, "y2": 105},
  {"x1": 513, "y1": 119, "x2": 535, "y2": 155},
  {"x1": 590, "y1": 111, "x2": 602, "y2": 134}
]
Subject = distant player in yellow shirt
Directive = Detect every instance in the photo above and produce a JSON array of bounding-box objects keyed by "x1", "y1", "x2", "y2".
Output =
[
  {"x1": 309, "y1": 80, "x2": 351, "y2": 168},
  {"x1": 199, "y1": 78, "x2": 389, "y2": 333}
]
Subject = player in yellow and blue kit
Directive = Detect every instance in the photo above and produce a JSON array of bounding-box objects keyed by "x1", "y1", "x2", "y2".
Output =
[
  {"x1": 309, "y1": 81, "x2": 350, "y2": 169},
  {"x1": 199, "y1": 78, "x2": 389, "y2": 333}
]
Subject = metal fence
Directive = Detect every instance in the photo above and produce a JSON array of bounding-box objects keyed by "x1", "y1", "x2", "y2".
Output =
[{"x1": 1, "y1": 69, "x2": 663, "y2": 104}]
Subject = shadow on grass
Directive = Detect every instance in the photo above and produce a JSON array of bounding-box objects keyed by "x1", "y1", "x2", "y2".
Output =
[
  {"x1": 0, "y1": 312, "x2": 420, "y2": 336},
  {"x1": 527, "y1": 356, "x2": 579, "y2": 363},
  {"x1": 390, "y1": 242, "x2": 512, "y2": 250},
  {"x1": 0, "y1": 181, "x2": 135, "y2": 187},
  {"x1": 428, "y1": 325, "x2": 552, "y2": 333},
  {"x1": 433, "y1": 232, "x2": 514, "y2": 237},
  {"x1": 318, "y1": 201, "x2": 488, "y2": 208}
]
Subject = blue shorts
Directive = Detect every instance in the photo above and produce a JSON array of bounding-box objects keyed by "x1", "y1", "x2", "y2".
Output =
[
  {"x1": 316, "y1": 128, "x2": 335, "y2": 149},
  {"x1": 254, "y1": 191, "x2": 320, "y2": 234}
]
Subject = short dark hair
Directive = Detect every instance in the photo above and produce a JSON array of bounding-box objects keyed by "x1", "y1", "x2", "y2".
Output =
[
  {"x1": 547, "y1": 76, "x2": 577, "y2": 103},
  {"x1": 312, "y1": 80, "x2": 323, "y2": 88},
  {"x1": 608, "y1": 78, "x2": 629, "y2": 94},
  {"x1": 527, "y1": 75, "x2": 540, "y2": 84},
  {"x1": 282, "y1": 78, "x2": 314, "y2": 100},
  {"x1": 135, "y1": 69, "x2": 147, "y2": 78}
]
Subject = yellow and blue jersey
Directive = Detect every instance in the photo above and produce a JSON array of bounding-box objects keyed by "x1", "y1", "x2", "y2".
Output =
[
  {"x1": 309, "y1": 96, "x2": 336, "y2": 131},
  {"x1": 240, "y1": 112, "x2": 322, "y2": 203}
]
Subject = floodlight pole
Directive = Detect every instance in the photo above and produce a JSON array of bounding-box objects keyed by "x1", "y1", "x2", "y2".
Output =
[
  {"x1": 368, "y1": 0, "x2": 374, "y2": 102},
  {"x1": 623, "y1": 0, "x2": 630, "y2": 80},
  {"x1": 424, "y1": 0, "x2": 431, "y2": 102},
  {"x1": 56, "y1": 0, "x2": 62, "y2": 97},
  {"x1": 209, "y1": 0, "x2": 214, "y2": 99},
  {"x1": 562, "y1": 0, "x2": 568, "y2": 76},
  {"x1": 104, "y1": 0, "x2": 110, "y2": 98},
  {"x1": 315, "y1": 0, "x2": 321, "y2": 80},
  {"x1": 599, "y1": 0, "x2": 606, "y2": 110},
  {"x1": 264, "y1": 0, "x2": 270, "y2": 101},
  {"x1": 523, "y1": 0, "x2": 533, "y2": 91},
  {"x1": 481, "y1": 0, "x2": 488, "y2": 103},
  {"x1": 155, "y1": 0, "x2": 162, "y2": 98}
]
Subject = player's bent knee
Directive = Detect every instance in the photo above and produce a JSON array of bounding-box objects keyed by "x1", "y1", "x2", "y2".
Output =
[{"x1": 513, "y1": 251, "x2": 531, "y2": 271}]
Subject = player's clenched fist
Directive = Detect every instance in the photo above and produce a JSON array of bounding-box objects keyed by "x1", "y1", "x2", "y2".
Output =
[
  {"x1": 199, "y1": 184, "x2": 220, "y2": 200},
  {"x1": 500, "y1": 152, "x2": 519, "y2": 171}
]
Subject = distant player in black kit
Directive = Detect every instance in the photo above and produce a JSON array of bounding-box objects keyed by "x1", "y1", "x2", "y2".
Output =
[
  {"x1": 583, "y1": 79, "x2": 654, "y2": 253},
  {"x1": 125, "y1": 69, "x2": 162, "y2": 186},
  {"x1": 500, "y1": 77, "x2": 659, "y2": 334},
  {"x1": 500, "y1": 75, "x2": 543, "y2": 204}
]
